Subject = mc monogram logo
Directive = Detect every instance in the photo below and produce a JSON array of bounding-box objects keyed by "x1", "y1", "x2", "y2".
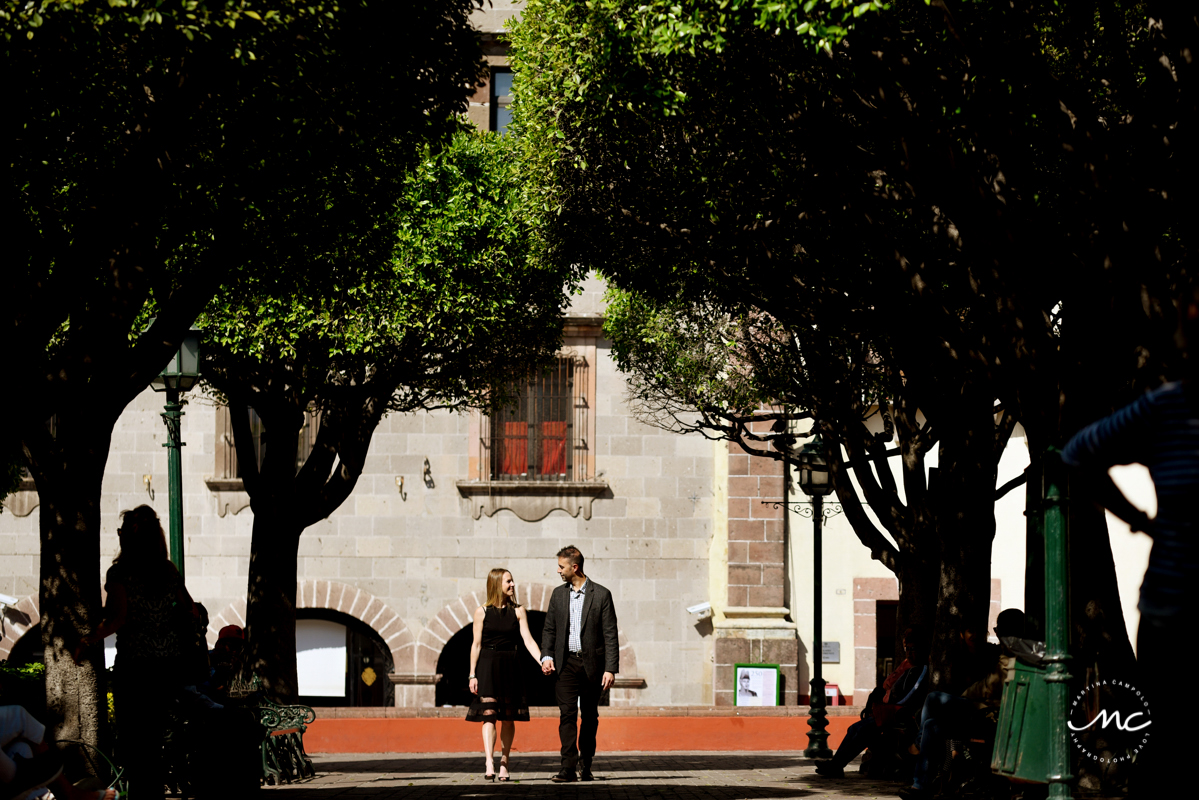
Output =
[{"x1": 1069, "y1": 680, "x2": 1152, "y2": 763}]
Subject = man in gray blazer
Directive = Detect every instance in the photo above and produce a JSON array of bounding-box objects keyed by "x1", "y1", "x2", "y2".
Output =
[{"x1": 540, "y1": 545, "x2": 619, "y2": 782}]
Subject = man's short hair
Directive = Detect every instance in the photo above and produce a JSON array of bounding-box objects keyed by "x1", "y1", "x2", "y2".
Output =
[
  {"x1": 995, "y1": 608, "x2": 1027, "y2": 639},
  {"x1": 557, "y1": 545, "x2": 584, "y2": 571}
]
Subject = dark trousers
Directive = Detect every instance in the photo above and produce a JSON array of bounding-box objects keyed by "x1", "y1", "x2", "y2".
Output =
[
  {"x1": 115, "y1": 668, "x2": 174, "y2": 800},
  {"x1": 830, "y1": 717, "x2": 883, "y2": 769},
  {"x1": 556, "y1": 653, "x2": 601, "y2": 770},
  {"x1": 1131, "y1": 614, "x2": 1181, "y2": 799},
  {"x1": 912, "y1": 692, "x2": 977, "y2": 789}
]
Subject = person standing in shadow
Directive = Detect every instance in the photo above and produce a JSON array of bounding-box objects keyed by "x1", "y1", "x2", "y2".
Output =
[
  {"x1": 539, "y1": 545, "x2": 619, "y2": 783},
  {"x1": 74, "y1": 505, "x2": 197, "y2": 800},
  {"x1": 1061, "y1": 289, "x2": 1199, "y2": 798}
]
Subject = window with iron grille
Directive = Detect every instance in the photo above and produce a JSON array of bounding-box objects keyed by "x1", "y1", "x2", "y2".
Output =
[
  {"x1": 215, "y1": 405, "x2": 320, "y2": 480},
  {"x1": 483, "y1": 358, "x2": 588, "y2": 482}
]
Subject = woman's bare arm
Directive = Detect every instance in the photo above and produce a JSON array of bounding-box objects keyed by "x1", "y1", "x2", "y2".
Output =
[
  {"x1": 73, "y1": 582, "x2": 128, "y2": 663},
  {"x1": 516, "y1": 607, "x2": 542, "y2": 662},
  {"x1": 469, "y1": 606, "x2": 485, "y2": 694}
]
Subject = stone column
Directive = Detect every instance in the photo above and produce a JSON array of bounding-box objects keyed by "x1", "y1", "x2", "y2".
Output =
[{"x1": 714, "y1": 425, "x2": 799, "y2": 706}]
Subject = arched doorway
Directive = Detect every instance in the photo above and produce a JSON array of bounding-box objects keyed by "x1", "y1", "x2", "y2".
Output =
[
  {"x1": 297, "y1": 608, "x2": 394, "y2": 707},
  {"x1": 435, "y1": 610, "x2": 558, "y2": 708}
]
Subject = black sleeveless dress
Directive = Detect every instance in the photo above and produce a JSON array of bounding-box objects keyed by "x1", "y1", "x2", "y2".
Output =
[{"x1": 465, "y1": 605, "x2": 530, "y2": 722}]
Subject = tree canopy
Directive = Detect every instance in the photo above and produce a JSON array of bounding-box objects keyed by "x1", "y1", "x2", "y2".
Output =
[
  {"x1": 201, "y1": 129, "x2": 580, "y2": 697},
  {"x1": 5, "y1": 0, "x2": 491, "y2": 745},
  {"x1": 510, "y1": 2, "x2": 1194, "y2": 753}
]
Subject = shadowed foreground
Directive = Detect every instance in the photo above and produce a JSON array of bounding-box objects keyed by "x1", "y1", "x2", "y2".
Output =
[{"x1": 264, "y1": 752, "x2": 903, "y2": 798}]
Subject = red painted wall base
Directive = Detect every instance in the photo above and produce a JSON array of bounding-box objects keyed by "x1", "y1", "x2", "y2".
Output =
[{"x1": 305, "y1": 716, "x2": 853, "y2": 754}]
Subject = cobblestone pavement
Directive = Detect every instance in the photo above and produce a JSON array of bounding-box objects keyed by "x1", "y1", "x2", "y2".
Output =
[{"x1": 265, "y1": 752, "x2": 906, "y2": 799}]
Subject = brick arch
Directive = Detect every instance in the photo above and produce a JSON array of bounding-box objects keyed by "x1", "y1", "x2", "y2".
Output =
[
  {"x1": 413, "y1": 582, "x2": 639, "y2": 678},
  {"x1": 0, "y1": 594, "x2": 40, "y2": 661},
  {"x1": 208, "y1": 580, "x2": 414, "y2": 668}
]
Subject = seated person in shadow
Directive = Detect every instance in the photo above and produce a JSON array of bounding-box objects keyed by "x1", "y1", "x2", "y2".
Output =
[
  {"x1": 815, "y1": 625, "x2": 932, "y2": 779},
  {"x1": 1, "y1": 704, "x2": 118, "y2": 800},
  {"x1": 202, "y1": 625, "x2": 246, "y2": 704},
  {"x1": 180, "y1": 603, "x2": 223, "y2": 711},
  {"x1": 899, "y1": 609, "x2": 1026, "y2": 800}
]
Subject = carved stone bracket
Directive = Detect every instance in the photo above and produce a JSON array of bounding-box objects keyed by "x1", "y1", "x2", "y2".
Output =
[
  {"x1": 0, "y1": 478, "x2": 39, "y2": 518},
  {"x1": 204, "y1": 477, "x2": 252, "y2": 517},
  {"x1": 455, "y1": 480, "x2": 610, "y2": 522}
]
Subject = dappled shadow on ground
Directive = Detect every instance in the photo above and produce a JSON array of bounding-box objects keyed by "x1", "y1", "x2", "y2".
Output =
[
  {"x1": 263, "y1": 753, "x2": 909, "y2": 799},
  {"x1": 268, "y1": 786, "x2": 819, "y2": 799},
  {"x1": 311, "y1": 752, "x2": 816, "y2": 775}
]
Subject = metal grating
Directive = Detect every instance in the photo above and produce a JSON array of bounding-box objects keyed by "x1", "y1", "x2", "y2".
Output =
[
  {"x1": 480, "y1": 357, "x2": 589, "y2": 482},
  {"x1": 218, "y1": 405, "x2": 320, "y2": 479}
]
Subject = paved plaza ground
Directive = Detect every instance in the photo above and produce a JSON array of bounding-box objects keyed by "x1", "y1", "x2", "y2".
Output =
[{"x1": 265, "y1": 752, "x2": 902, "y2": 799}]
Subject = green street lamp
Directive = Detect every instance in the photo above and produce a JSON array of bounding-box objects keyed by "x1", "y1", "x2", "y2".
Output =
[
  {"x1": 795, "y1": 434, "x2": 836, "y2": 760},
  {"x1": 151, "y1": 326, "x2": 202, "y2": 579}
]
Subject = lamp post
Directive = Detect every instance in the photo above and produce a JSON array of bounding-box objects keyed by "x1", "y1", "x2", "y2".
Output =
[
  {"x1": 151, "y1": 326, "x2": 202, "y2": 579},
  {"x1": 795, "y1": 434, "x2": 837, "y2": 759}
]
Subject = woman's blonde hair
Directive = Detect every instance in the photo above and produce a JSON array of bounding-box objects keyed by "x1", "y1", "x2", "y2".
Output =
[{"x1": 484, "y1": 568, "x2": 520, "y2": 609}]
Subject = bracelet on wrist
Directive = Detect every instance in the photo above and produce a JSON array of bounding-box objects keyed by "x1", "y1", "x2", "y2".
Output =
[{"x1": 469, "y1": 675, "x2": 476, "y2": 679}]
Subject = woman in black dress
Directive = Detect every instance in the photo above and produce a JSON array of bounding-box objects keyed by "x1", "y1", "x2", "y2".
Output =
[{"x1": 467, "y1": 568, "x2": 544, "y2": 781}]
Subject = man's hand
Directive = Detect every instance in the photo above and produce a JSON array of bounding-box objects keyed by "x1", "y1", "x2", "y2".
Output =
[
  {"x1": 542, "y1": 658, "x2": 555, "y2": 675},
  {"x1": 601, "y1": 671, "x2": 615, "y2": 691}
]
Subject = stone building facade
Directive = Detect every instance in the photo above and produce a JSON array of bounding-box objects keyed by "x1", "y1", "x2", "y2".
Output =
[
  {"x1": 0, "y1": 274, "x2": 737, "y2": 708},
  {"x1": 1, "y1": 3, "x2": 1153, "y2": 714}
]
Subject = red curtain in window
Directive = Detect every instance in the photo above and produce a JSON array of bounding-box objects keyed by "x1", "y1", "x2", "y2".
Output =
[
  {"x1": 500, "y1": 422, "x2": 528, "y2": 476},
  {"x1": 541, "y1": 421, "x2": 568, "y2": 476}
]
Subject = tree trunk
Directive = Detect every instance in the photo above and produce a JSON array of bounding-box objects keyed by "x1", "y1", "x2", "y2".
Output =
[
  {"x1": 25, "y1": 422, "x2": 110, "y2": 760},
  {"x1": 927, "y1": 391, "x2": 1000, "y2": 691},
  {"x1": 245, "y1": 509, "x2": 303, "y2": 702},
  {"x1": 894, "y1": 549, "x2": 940, "y2": 659}
]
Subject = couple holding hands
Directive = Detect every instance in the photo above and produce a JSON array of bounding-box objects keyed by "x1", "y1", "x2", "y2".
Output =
[{"x1": 465, "y1": 545, "x2": 618, "y2": 783}]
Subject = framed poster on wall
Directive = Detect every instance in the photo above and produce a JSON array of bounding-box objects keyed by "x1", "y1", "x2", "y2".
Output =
[{"x1": 734, "y1": 663, "x2": 781, "y2": 707}]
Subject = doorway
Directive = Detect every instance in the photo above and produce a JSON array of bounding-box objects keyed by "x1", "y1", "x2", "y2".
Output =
[
  {"x1": 296, "y1": 608, "x2": 394, "y2": 707},
  {"x1": 875, "y1": 600, "x2": 899, "y2": 687},
  {"x1": 435, "y1": 609, "x2": 558, "y2": 707}
]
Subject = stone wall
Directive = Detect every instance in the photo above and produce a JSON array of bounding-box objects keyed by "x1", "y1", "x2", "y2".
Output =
[{"x1": 0, "y1": 279, "x2": 718, "y2": 707}]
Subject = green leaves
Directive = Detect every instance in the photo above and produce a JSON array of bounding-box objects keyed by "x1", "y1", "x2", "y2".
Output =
[{"x1": 202, "y1": 128, "x2": 576, "y2": 416}]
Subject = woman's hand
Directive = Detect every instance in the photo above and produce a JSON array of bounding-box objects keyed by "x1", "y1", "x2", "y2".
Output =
[
  {"x1": 469, "y1": 677, "x2": 479, "y2": 695},
  {"x1": 73, "y1": 634, "x2": 94, "y2": 665}
]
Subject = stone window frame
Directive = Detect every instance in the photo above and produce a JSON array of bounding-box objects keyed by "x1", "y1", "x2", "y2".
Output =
[
  {"x1": 205, "y1": 404, "x2": 319, "y2": 516},
  {"x1": 456, "y1": 316, "x2": 608, "y2": 521}
]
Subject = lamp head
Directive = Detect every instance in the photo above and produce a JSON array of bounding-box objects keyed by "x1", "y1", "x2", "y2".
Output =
[
  {"x1": 796, "y1": 434, "x2": 834, "y2": 497},
  {"x1": 151, "y1": 325, "x2": 202, "y2": 393}
]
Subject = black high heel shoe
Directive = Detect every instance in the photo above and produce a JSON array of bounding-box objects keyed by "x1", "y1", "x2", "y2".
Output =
[
  {"x1": 484, "y1": 762, "x2": 496, "y2": 780},
  {"x1": 497, "y1": 756, "x2": 511, "y2": 782}
]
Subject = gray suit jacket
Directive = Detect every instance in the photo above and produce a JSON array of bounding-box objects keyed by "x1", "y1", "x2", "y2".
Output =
[{"x1": 541, "y1": 579, "x2": 619, "y2": 680}]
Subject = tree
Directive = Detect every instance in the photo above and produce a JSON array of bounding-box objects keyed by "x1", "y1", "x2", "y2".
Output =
[
  {"x1": 511, "y1": 1, "x2": 1194, "y2": 737},
  {"x1": 201, "y1": 129, "x2": 578, "y2": 699},
  {"x1": 4, "y1": 0, "x2": 489, "y2": 746},
  {"x1": 512, "y1": 0, "x2": 1022, "y2": 689}
]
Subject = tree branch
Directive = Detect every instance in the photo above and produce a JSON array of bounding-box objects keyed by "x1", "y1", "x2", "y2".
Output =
[{"x1": 995, "y1": 471, "x2": 1027, "y2": 501}]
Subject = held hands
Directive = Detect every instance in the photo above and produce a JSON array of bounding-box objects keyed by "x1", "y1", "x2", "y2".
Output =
[
  {"x1": 602, "y1": 671, "x2": 615, "y2": 691},
  {"x1": 72, "y1": 634, "x2": 95, "y2": 666},
  {"x1": 541, "y1": 658, "x2": 555, "y2": 675}
]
